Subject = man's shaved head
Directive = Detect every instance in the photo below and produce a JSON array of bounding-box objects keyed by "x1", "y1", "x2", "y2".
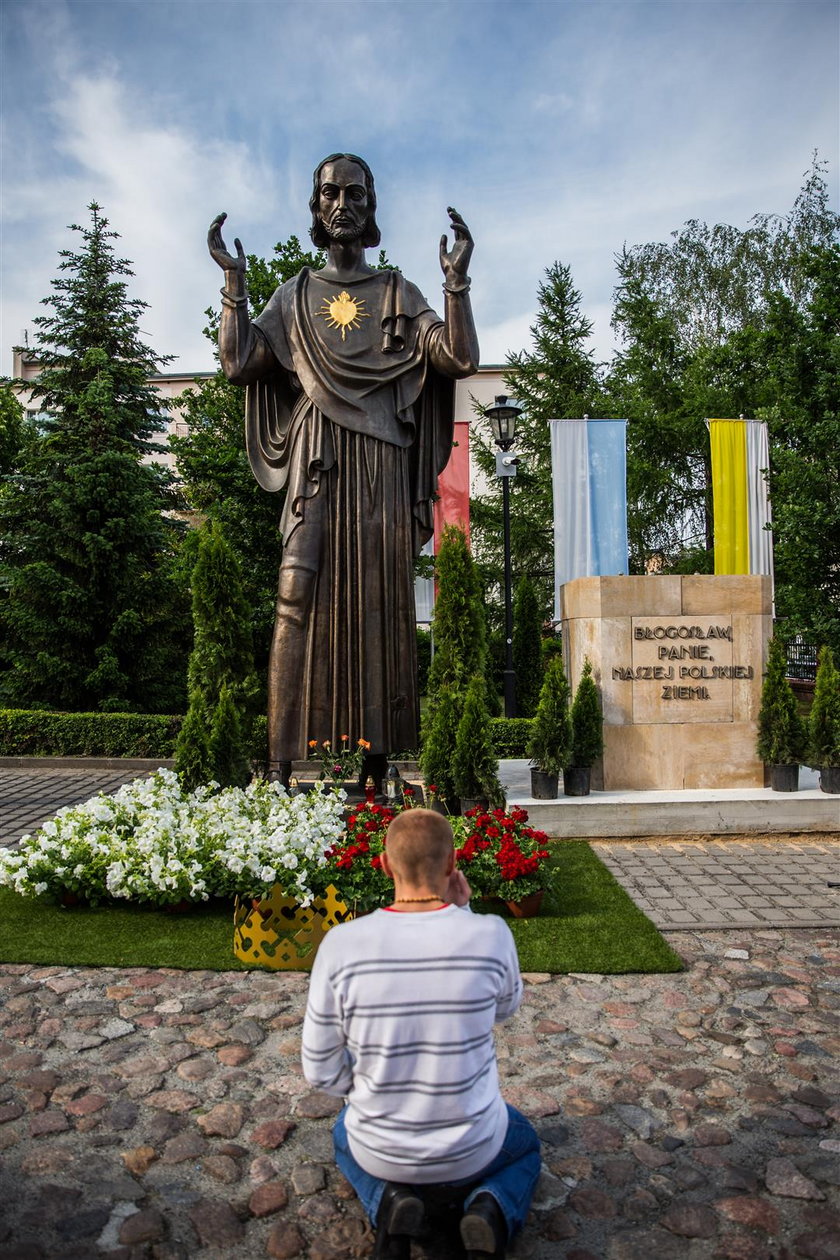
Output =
[{"x1": 385, "y1": 809, "x2": 454, "y2": 886}]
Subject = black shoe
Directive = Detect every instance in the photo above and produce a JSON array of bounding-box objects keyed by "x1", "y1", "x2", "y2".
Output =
[
  {"x1": 460, "y1": 1191, "x2": 507, "y2": 1257},
  {"x1": 373, "y1": 1183, "x2": 425, "y2": 1259}
]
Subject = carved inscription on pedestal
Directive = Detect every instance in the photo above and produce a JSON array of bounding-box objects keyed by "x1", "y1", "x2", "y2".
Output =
[{"x1": 611, "y1": 617, "x2": 754, "y2": 724}]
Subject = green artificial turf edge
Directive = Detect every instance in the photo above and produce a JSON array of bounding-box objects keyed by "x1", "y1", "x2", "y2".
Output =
[{"x1": 0, "y1": 841, "x2": 682, "y2": 975}]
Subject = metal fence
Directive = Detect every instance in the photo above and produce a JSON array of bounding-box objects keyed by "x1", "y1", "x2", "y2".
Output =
[{"x1": 785, "y1": 637, "x2": 818, "y2": 681}]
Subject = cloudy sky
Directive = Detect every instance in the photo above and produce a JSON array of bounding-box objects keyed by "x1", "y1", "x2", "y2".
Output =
[{"x1": 1, "y1": 0, "x2": 837, "y2": 377}]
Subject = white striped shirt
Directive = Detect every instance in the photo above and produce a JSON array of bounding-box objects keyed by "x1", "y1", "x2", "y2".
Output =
[{"x1": 301, "y1": 904, "x2": 522, "y2": 1183}]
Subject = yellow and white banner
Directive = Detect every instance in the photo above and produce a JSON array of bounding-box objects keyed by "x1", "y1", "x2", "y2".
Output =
[{"x1": 707, "y1": 418, "x2": 773, "y2": 577}]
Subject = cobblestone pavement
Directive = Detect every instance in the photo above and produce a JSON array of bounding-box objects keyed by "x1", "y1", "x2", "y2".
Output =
[
  {"x1": 0, "y1": 771, "x2": 151, "y2": 849},
  {"x1": 0, "y1": 928, "x2": 838, "y2": 1259},
  {"x1": 593, "y1": 839, "x2": 840, "y2": 932}
]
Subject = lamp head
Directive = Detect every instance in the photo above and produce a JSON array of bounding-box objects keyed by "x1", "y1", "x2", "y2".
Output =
[{"x1": 485, "y1": 395, "x2": 522, "y2": 450}]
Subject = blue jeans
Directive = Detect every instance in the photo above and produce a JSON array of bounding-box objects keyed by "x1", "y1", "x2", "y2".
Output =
[{"x1": 333, "y1": 1103, "x2": 541, "y2": 1239}]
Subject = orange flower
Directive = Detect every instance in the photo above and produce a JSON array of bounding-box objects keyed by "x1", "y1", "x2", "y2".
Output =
[
  {"x1": 308, "y1": 740, "x2": 317, "y2": 749},
  {"x1": 341, "y1": 733, "x2": 349, "y2": 742},
  {"x1": 358, "y1": 738, "x2": 371, "y2": 750}
]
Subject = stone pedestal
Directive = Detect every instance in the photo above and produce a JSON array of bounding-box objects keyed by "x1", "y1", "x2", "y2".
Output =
[{"x1": 560, "y1": 575, "x2": 772, "y2": 790}]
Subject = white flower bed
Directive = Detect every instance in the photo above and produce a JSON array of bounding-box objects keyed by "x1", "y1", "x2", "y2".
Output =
[{"x1": 0, "y1": 769, "x2": 347, "y2": 907}]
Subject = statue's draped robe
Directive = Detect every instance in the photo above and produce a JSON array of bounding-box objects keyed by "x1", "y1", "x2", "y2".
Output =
[{"x1": 241, "y1": 268, "x2": 456, "y2": 759}]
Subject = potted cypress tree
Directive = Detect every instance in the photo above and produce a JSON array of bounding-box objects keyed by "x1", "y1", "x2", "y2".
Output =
[
  {"x1": 756, "y1": 636, "x2": 807, "y2": 791},
  {"x1": 453, "y1": 675, "x2": 504, "y2": 811},
  {"x1": 565, "y1": 658, "x2": 604, "y2": 796},
  {"x1": 527, "y1": 654, "x2": 572, "y2": 799},
  {"x1": 809, "y1": 645, "x2": 840, "y2": 794}
]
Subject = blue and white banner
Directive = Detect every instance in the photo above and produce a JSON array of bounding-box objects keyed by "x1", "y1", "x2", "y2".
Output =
[{"x1": 549, "y1": 418, "x2": 629, "y2": 620}]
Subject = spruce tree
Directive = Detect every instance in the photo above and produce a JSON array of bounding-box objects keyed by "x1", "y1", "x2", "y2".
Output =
[
  {"x1": 512, "y1": 576, "x2": 543, "y2": 717},
  {"x1": 471, "y1": 261, "x2": 606, "y2": 623},
  {"x1": 0, "y1": 204, "x2": 186, "y2": 712},
  {"x1": 175, "y1": 519, "x2": 258, "y2": 789}
]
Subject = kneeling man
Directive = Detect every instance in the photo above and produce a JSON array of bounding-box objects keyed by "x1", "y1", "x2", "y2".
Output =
[{"x1": 302, "y1": 808, "x2": 541, "y2": 1258}]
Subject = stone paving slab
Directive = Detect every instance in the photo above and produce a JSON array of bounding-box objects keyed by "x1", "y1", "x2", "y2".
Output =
[
  {"x1": 0, "y1": 769, "x2": 149, "y2": 848},
  {"x1": 593, "y1": 839, "x2": 840, "y2": 931},
  {"x1": 0, "y1": 928, "x2": 838, "y2": 1258}
]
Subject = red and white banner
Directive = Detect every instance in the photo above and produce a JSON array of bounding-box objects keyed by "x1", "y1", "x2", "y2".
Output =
[{"x1": 434, "y1": 422, "x2": 470, "y2": 547}]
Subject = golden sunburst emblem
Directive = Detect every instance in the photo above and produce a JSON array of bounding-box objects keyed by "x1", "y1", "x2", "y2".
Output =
[{"x1": 317, "y1": 290, "x2": 370, "y2": 341}]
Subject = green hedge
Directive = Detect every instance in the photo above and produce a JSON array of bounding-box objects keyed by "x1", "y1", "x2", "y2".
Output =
[
  {"x1": 490, "y1": 717, "x2": 533, "y2": 756},
  {"x1": 0, "y1": 711, "x2": 184, "y2": 759},
  {"x1": 0, "y1": 710, "x2": 529, "y2": 761}
]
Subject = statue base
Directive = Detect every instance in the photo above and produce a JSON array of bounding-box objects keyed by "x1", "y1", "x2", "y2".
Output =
[{"x1": 560, "y1": 575, "x2": 772, "y2": 791}]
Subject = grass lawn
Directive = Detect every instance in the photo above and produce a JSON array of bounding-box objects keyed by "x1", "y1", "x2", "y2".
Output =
[{"x1": 0, "y1": 841, "x2": 681, "y2": 975}]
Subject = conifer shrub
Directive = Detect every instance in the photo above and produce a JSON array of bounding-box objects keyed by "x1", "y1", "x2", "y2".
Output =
[
  {"x1": 209, "y1": 684, "x2": 249, "y2": 789},
  {"x1": 175, "y1": 520, "x2": 259, "y2": 789},
  {"x1": 568, "y1": 658, "x2": 604, "y2": 768},
  {"x1": 421, "y1": 525, "x2": 497, "y2": 798},
  {"x1": 756, "y1": 636, "x2": 807, "y2": 766},
  {"x1": 452, "y1": 675, "x2": 504, "y2": 805},
  {"x1": 172, "y1": 700, "x2": 210, "y2": 788},
  {"x1": 419, "y1": 684, "x2": 459, "y2": 803},
  {"x1": 528, "y1": 654, "x2": 572, "y2": 776},
  {"x1": 809, "y1": 645, "x2": 840, "y2": 767}
]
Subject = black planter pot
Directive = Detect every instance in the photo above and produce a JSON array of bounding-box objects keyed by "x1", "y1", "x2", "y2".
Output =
[
  {"x1": 460, "y1": 796, "x2": 489, "y2": 814},
  {"x1": 819, "y1": 766, "x2": 840, "y2": 794},
  {"x1": 769, "y1": 763, "x2": 799, "y2": 792},
  {"x1": 530, "y1": 768, "x2": 559, "y2": 799},
  {"x1": 563, "y1": 765, "x2": 591, "y2": 797}
]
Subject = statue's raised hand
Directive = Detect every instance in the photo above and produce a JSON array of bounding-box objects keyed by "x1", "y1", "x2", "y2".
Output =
[
  {"x1": 208, "y1": 212, "x2": 246, "y2": 279},
  {"x1": 439, "y1": 207, "x2": 473, "y2": 287}
]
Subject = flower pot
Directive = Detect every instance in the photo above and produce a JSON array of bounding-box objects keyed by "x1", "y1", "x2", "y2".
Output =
[
  {"x1": 530, "y1": 769, "x2": 558, "y2": 799},
  {"x1": 505, "y1": 890, "x2": 545, "y2": 918},
  {"x1": 769, "y1": 763, "x2": 799, "y2": 792},
  {"x1": 163, "y1": 898, "x2": 194, "y2": 914},
  {"x1": 563, "y1": 766, "x2": 591, "y2": 797},
  {"x1": 819, "y1": 766, "x2": 840, "y2": 794},
  {"x1": 460, "y1": 796, "x2": 489, "y2": 814}
]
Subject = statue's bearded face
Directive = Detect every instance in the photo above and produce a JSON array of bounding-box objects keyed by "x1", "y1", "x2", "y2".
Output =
[{"x1": 317, "y1": 158, "x2": 370, "y2": 243}]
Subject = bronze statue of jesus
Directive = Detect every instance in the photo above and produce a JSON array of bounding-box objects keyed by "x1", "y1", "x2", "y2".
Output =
[{"x1": 209, "y1": 154, "x2": 479, "y2": 784}]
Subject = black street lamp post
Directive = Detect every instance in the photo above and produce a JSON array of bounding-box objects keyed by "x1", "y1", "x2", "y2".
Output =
[{"x1": 485, "y1": 395, "x2": 523, "y2": 719}]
